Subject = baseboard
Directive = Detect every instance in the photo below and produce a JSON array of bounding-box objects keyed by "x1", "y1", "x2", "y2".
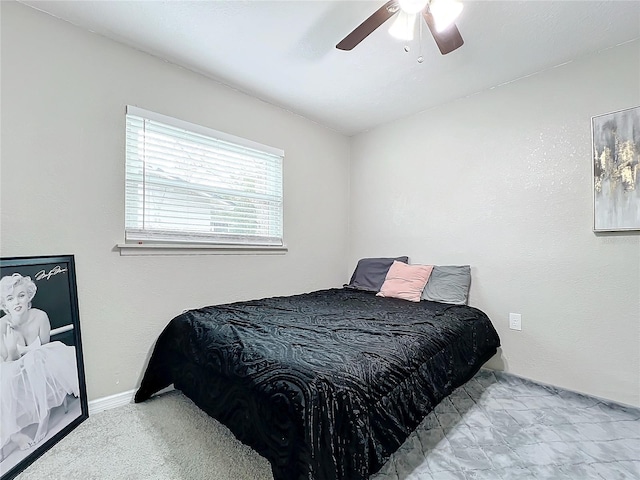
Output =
[
  {"x1": 88, "y1": 389, "x2": 136, "y2": 416},
  {"x1": 88, "y1": 385, "x2": 175, "y2": 416},
  {"x1": 486, "y1": 368, "x2": 640, "y2": 410}
]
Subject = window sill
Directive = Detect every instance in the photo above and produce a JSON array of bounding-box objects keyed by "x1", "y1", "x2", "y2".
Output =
[{"x1": 116, "y1": 243, "x2": 288, "y2": 256}]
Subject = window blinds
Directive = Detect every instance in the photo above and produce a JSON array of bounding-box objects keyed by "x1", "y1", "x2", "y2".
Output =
[{"x1": 125, "y1": 106, "x2": 284, "y2": 246}]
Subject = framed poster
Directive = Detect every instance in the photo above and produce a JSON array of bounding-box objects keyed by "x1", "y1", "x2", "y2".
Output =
[
  {"x1": 0, "y1": 255, "x2": 88, "y2": 480},
  {"x1": 592, "y1": 105, "x2": 640, "y2": 231}
]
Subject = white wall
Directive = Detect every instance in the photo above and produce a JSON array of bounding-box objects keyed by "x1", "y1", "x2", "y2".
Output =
[
  {"x1": 349, "y1": 41, "x2": 640, "y2": 407},
  {"x1": 0, "y1": 2, "x2": 350, "y2": 400},
  {"x1": 3, "y1": 0, "x2": 639, "y2": 408}
]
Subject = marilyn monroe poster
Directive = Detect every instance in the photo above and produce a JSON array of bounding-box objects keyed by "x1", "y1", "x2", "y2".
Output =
[{"x1": 0, "y1": 255, "x2": 88, "y2": 480}]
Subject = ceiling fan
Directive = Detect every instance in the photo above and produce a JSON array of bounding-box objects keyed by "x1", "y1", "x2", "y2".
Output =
[{"x1": 336, "y1": 0, "x2": 464, "y2": 55}]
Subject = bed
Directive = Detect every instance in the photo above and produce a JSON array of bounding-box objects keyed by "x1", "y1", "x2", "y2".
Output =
[{"x1": 135, "y1": 286, "x2": 500, "y2": 480}]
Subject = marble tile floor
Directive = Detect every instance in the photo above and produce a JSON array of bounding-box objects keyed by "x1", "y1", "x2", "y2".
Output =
[{"x1": 372, "y1": 370, "x2": 640, "y2": 480}]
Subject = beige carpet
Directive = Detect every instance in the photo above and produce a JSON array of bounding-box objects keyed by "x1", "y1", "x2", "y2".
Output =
[{"x1": 14, "y1": 391, "x2": 273, "y2": 480}]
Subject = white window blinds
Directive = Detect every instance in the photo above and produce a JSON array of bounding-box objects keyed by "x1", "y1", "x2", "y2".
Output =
[{"x1": 125, "y1": 106, "x2": 284, "y2": 246}]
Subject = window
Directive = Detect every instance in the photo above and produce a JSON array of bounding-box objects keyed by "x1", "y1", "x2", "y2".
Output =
[{"x1": 125, "y1": 106, "x2": 284, "y2": 248}]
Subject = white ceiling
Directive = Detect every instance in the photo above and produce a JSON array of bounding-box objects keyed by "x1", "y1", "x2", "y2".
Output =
[{"x1": 19, "y1": 0, "x2": 640, "y2": 136}]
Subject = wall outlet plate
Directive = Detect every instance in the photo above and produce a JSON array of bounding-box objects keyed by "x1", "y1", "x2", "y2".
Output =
[{"x1": 509, "y1": 313, "x2": 522, "y2": 331}]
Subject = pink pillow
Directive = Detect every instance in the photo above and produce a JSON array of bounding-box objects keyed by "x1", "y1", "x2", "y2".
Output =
[{"x1": 377, "y1": 261, "x2": 434, "y2": 302}]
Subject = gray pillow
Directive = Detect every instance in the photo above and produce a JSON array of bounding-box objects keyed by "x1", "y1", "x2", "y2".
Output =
[
  {"x1": 422, "y1": 265, "x2": 471, "y2": 305},
  {"x1": 345, "y1": 256, "x2": 409, "y2": 292}
]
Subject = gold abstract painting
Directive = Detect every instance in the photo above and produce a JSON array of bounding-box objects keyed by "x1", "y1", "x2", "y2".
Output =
[{"x1": 592, "y1": 105, "x2": 640, "y2": 231}]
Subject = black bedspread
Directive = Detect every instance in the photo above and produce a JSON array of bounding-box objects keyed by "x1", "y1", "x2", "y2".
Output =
[{"x1": 135, "y1": 288, "x2": 500, "y2": 480}]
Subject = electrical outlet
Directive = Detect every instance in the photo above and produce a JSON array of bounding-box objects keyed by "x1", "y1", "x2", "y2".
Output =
[{"x1": 509, "y1": 313, "x2": 522, "y2": 331}]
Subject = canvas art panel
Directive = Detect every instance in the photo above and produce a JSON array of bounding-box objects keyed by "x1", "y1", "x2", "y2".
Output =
[
  {"x1": 0, "y1": 255, "x2": 88, "y2": 480},
  {"x1": 592, "y1": 105, "x2": 640, "y2": 232}
]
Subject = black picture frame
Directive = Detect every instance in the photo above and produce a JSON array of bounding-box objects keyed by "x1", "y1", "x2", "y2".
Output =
[{"x1": 0, "y1": 255, "x2": 88, "y2": 480}]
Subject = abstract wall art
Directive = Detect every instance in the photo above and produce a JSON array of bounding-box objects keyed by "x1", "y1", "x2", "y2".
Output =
[{"x1": 592, "y1": 105, "x2": 640, "y2": 232}]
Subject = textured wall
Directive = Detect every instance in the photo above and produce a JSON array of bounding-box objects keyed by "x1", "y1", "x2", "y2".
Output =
[
  {"x1": 2, "y1": 1, "x2": 639, "y2": 408},
  {"x1": 1, "y1": 2, "x2": 350, "y2": 400},
  {"x1": 349, "y1": 41, "x2": 640, "y2": 407}
]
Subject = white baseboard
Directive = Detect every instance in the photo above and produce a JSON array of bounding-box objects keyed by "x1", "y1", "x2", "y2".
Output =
[
  {"x1": 88, "y1": 385, "x2": 175, "y2": 416},
  {"x1": 88, "y1": 389, "x2": 136, "y2": 416}
]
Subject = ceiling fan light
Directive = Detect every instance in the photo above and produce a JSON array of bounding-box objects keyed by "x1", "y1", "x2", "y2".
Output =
[
  {"x1": 429, "y1": 0, "x2": 463, "y2": 32},
  {"x1": 388, "y1": 12, "x2": 416, "y2": 41},
  {"x1": 398, "y1": 0, "x2": 429, "y2": 14}
]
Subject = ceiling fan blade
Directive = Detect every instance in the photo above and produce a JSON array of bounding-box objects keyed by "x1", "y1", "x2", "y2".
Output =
[
  {"x1": 336, "y1": 1, "x2": 399, "y2": 51},
  {"x1": 423, "y1": 11, "x2": 464, "y2": 55}
]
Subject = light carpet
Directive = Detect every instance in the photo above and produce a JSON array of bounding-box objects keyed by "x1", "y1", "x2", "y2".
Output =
[
  {"x1": 13, "y1": 391, "x2": 272, "y2": 480},
  {"x1": 13, "y1": 370, "x2": 640, "y2": 479}
]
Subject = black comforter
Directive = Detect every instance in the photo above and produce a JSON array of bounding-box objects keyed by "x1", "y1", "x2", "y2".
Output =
[{"x1": 135, "y1": 288, "x2": 500, "y2": 480}]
